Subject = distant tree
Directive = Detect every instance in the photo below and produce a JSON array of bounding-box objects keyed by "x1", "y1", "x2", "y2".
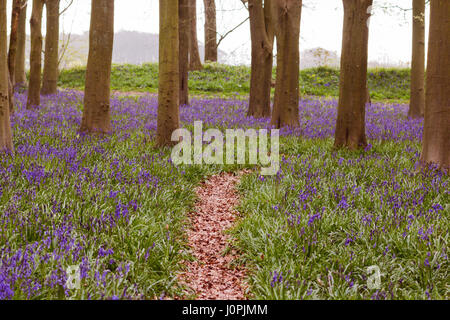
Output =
[
  {"x1": 27, "y1": 0, "x2": 45, "y2": 109},
  {"x1": 270, "y1": 0, "x2": 302, "y2": 128},
  {"x1": 408, "y1": 0, "x2": 425, "y2": 118},
  {"x1": 188, "y1": 0, "x2": 203, "y2": 70},
  {"x1": 204, "y1": 0, "x2": 217, "y2": 62},
  {"x1": 79, "y1": 0, "x2": 114, "y2": 134},
  {"x1": 179, "y1": 0, "x2": 190, "y2": 106},
  {"x1": 157, "y1": 0, "x2": 180, "y2": 147},
  {"x1": 41, "y1": 0, "x2": 60, "y2": 95},
  {"x1": 247, "y1": 0, "x2": 274, "y2": 118},
  {"x1": 0, "y1": 0, "x2": 13, "y2": 152},
  {"x1": 334, "y1": 0, "x2": 372, "y2": 150},
  {"x1": 8, "y1": 0, "x2": 25, "y2": 86},
  {"x1": 7, "y1": 0, "x2": 27, "y2": 114},
  {"x1": 420, "y1": 0, "x2": 449, "y2": 169},
  {"x1": 15, "y1": 0, "x2": 27, "y2": 86}
]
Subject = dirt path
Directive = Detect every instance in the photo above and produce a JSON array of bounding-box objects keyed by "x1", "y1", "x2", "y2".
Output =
[{"x1": 178, "y1": 171, "x2": 249, "y2": 300}]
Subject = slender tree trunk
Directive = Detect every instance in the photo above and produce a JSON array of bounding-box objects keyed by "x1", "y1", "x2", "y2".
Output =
[
  {"x1": 179, "y1": 0, "x2": 189, "y2": 106},
  {"x1": 27, "y1": 0, "x2": 44, "y2": 109},
  {"x1": 41, "y1": 0, "x2": 60, "y2": 95},
  {"x1": 188, "y1": 0, "x2": 202, "y2": 71},
  {"x1": 248, "y1": 0, "x2": 273, "y2": 118},
  {"x1": 204, "y1": 0, "x2": 217, "y2": 62},
  {"x1": 0, "y1": 0, "x2": 13, "y2": 152},
  {"x1": 7, "y1": 73, "x2": 14, "y2": 114},
  {"x1": 420, "y1": 0, "x2": 450, "y2": 170},
  {"x1": 8, "y1": 0, "x2": 22, "y2": 86},
  {"x1": 157, "y1": 0, "x2": 180, "y2": 147},
  {"x1": 7, "y1": 0, "x2": 24, "y2": 114},
  {"x1": 79, "y1": 0, "x2": 114, "y2": 134},
  {"x1": 334, "y1": 0, "x2": 372, "y2": 150},
  {"x1": 15, "y1": 1, "x2": 27, "y2": 86},
  {"x1": 270, "y1": 0, "x2": 302, "y2": 128},
  {"x1": 409, "y1": 0, "x2": 426, "y2": 118}
]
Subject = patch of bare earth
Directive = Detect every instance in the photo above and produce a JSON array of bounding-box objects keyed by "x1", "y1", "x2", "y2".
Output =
[{"x1": 178, "y1": 171, "x2": 249, "y2": 300}]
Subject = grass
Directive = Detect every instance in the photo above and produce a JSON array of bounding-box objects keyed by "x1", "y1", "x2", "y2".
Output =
[
  {"x1": 1, "y1": 93, "x2": 227, "y2": 299},
  {"x1": 2, "y1": 78, "x2": 447, "y2": 300},
  {"x1": 233, "y1": 137, "x2": 448, "y2": 300},
  {"x1": 58, "y1": 63, "x2": 412, "y2": 101}
]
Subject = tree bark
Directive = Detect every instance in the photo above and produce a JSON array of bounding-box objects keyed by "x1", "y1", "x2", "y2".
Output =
[
  {"x1": 420, "y1": 0, "x2": 450, "y2": 170},
  {"x1": 409, "y1": 0, "x2": 426, "y2": 118},
  {"x1": 27, "y1": 0, "x2": 44, "y2": 109},
  {"x1": 79, "y1": 0, "x2": 114, "y2": 134},
  {"x1": 8, "y1": 0, "x2": 22, "y2": 86},
  {"x1": 179, "y1": 0, "x2": 189, "y2": 106},
  {"x1": 41, "y1": 0, "x2": 60, "y2": 95},
  {"x1": 248, "y1": 0, "x2": 274, "y2": 118},
  {"x1": 188, "y1": 0, "x2": 202, "y2": 70},
  {"x1": 270, "y1": 0, "x2": 302, "y2": 128},
  {"x1": 157, "y1": 0, "x2": 180, "y2": 147},
  {"x1": 334, "y1": 0, "x2": 372, "y2": 150},
  {"x1": 7, "y1": 73, "x2": 14, "y2": 114},
  {"x1": 15, "y1": 1, "x2": 27, "y2": 86},
  {"x1": 204, "y1": 0, "x2": 217, "y2": 62},
  {"x1": 0, "y1": 0, "x2": 13, "y2": 152}
]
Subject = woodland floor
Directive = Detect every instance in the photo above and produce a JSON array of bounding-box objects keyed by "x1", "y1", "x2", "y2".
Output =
[{"x1": 178, "y1": 171, "x2": 250, "y2": 300}]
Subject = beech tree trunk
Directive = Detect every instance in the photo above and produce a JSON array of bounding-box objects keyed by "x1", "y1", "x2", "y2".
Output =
[
  {"x1": 409, "y1": 0, "x2": 426, "y2": 118},
  {"x1": 270, "y1": 0, "x2": 302, "y2": 128},
  {"x1": 15, "y1": 1, "x2": 27, "y2": 86},
  {"x1": 0, "y1": 0, "x2": 13, "y2": 152},
  {"x1": 8, "y1": 0, "x2": 22, "y2": 86},
  {"x1": 334, "y1": 0, "x2": 372, "y2": 150},
  {"x1": 79, "y1": 0, "x2": 114, "y2": 134},
  {"x1": 188, "y1": 0, "x2": 202, "y2": 71},
  {"x1": 248, "y1": 0, "x2": 274, "y2": 118},
  {"x1": 204, "y1": 0, "x2": 217, "y2": 62},
  {"x1": 41, "y1": 0, "x2": 60, "y2": 95},
  {"x1": 420, "y1": 0, "x2": 450, "y2": 170},
  {"x1": 157, "y1": 0, "x2": 180, "y2": 147},
  {"x1": 27, "y1": 0, "x2": 44, "y2": 109},
  {"x1": 179, "y1": 0, "x2": 189, "y2": 106}
]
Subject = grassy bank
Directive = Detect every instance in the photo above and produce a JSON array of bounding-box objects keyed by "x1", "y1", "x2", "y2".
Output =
[{"x1": 58, "y1": 63, "x2": 411, "y2": 101}]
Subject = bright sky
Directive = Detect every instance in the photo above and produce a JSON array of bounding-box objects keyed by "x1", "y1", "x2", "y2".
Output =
[{"x1": 9, "y1": 0, "x2": 429, "y2": 66}]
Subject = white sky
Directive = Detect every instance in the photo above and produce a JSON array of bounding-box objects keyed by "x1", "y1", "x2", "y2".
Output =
[{"x1": 8, "y1": 0, "x2": 429, "y2": 66}]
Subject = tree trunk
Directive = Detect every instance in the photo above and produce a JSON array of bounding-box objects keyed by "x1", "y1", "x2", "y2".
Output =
[
  {"x1": 27, "y1": 0, "x2": 44, "y2": 109},
  {"x1": 157, "y1": 0, "x2": 180, "y2": 147},
  {"x1": 79, "y1": 0, "x2": 114, "y2": 134},
  {"x1": 420, "y1": 0, "x2": 450, "y2": 170},
  {"x1": 204, "y1": 0, "x2": 217, "y2": 62},
  {"x1": 15, "y1": 1, "x2": 27, "y2": 86},
  {"x1": 0, "y1": 0, "x2": 13, "y2": 152},
  {"x1": 188, "y1": 0, "x2": 202, "y2": 71},
  {"x1": 270, "y1": 0, "x2": 302, "y2": 128},
  {"x1": 41, "y1": 0, "x2": 60, "y2": 95},
  {"x1": 248, "y1": 0, "x2": 274, "y2": 118},
  {"x1": 8, "y1": 0, "x2": 22, "y2": 86},
  {"x1": 179, "y1": 0, "x2": 189, "y2": 106},
  {"x1": 7, "y1": 74, "x2": 14, "y2": 114},
  {"x1": 409, "y1": 0, "x2": 425, "y2": 118},
  {"x1": 334, "y1": 0, "x2": 372, "y2": 150}
]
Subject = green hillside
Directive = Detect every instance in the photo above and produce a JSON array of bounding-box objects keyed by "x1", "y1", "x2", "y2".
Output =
[{"x1": 58, "y1": 63, "x2": 411, "y2": 101}]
